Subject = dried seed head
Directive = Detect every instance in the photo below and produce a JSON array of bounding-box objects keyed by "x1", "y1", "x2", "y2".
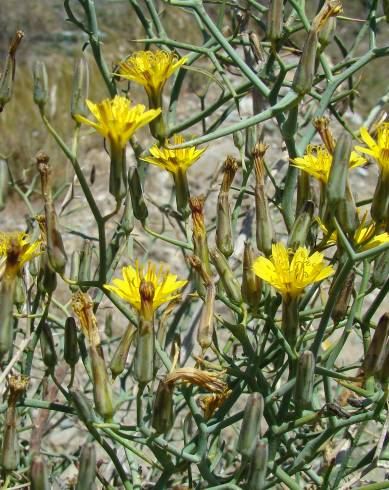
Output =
[
  {"x1": 312, "y1": 0, "x2": 343, "y2": 33},
  {"x1": 221, "y1": 156, "x2": 238, "y2": 192},
  {"x1": 253, "y1": 143, "x2": 269, "y2": 184},
  {"x1": 199, "y1": 388, "x2": 231, "y2": 420},
  {"x1": 189, "y1": 195, "x2": 206, "y2": 236},
  {"x1": 164, "y1": 367, "x2": 227, "y2": 393},
  {"x1": 72, "y1": 292, "x2": 100, "y2": 348},
  {"x1": 8, "y1": 374, "x2": 29, "y2": 405},
  {"x1": 313, "y1": 117, "x2": 336, "y2": 153}
]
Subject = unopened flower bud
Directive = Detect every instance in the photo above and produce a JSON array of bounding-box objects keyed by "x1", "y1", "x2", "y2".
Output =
[
  {"x1": 90, "y1": 345, "x2": 114, "y2": 420},
  {"x1": 247, "y1": 439, "x2": 268, "y2": 490},
  {"x1": 216, "y1": 156, "x2": 238, "y2": 257},
  {"x1": 319, "y1": 17, "x2": 337, "y2": 48},
  {"x1": 336, "y1": 182, "x2": 358, "y2": 235},
  {"x1": 363, "y1": 313, "x2": 389, "y2": 378},
  {"x1": 372, "y1": 249, "x2": 389, "y2": 288},
  {"x1": 371, "y1": 172, "x2": 389, "y2": 224},
  {"x1": 0, "y1": 31, "x2": 23, "y2": 112},
  {"x1": 237, "y1": 393, "x2": 264, "y2": 459},
  {"x1": 267, "y1": 0, "x2": 284, "y2": 43},
  {"x1": 233, "y1": 131, "x2": 244, "y2": 151},
  {"x1": 76, "y1": 443, "x2": 96, "y2": 490},
  {"x1": 0, "y1": 272, "x2": 17, "y2": 358},
  {"x1": 331, "y1": 271, "x2": 355, "y2": 323},
  {"x1": 253, "y1": 143, "x2": 274, "y2": 256},
  {"x1": 325, "y1": 132, "x2": 352, "y2": 209},
  {"x1": 78, "y1": 240, "x2": 93, "y2": 288},
  {"x1": 33, "y1": 61, "x2": 49, "y2": 112},
  {"x1": 122, "y1": 191, "x2": 134, "y2": 235},
  {"x1": 292, "y1": 30, "x2": 318, "y2": 95},
  {"x1": 129, "y1": 167, "x2": 148, "y2": 222},
  {"x1": 70, "y1": 390, "x2": 96, "y2": 425},
  {"x1": 0, "y1": 159, "x2": 9, "y2": 211},
  {"x1": 288, "y1": 201, "x2": 315, "y2": 250},
  {"x1": 110, "y1": 323, "x2": 136, "y2": 379},
  {"x1": 69, "y1": 251, "x2": 80, "y2": 292},
  {"x1": 71, "y1": 55, "x2": 89, "y2": 120},
  {"x1": 38, "y1": 253, "x2": 57, "y2": 295},
  {"x1": 210, "y1": 247, "x2": 242, "y2": 304},
  {"x1": 64, "y1": 317, "x2": 80, "y2": 367},
  {"x1": 152, "y1": 381, "x2": 174, "y2": 434},
  {"x1": 241, "y1": 241, "x2": 262, "y2": 313},
  {"x1": 197, "y1": 280, "x2": 216, "y2": 351},
  {"x1": 30, "y1": 454, "x2": 50, "y2": 490},
  {"x1": 294, "y1": 350, "x2": 315, "y2": 415},
  {"x1": 109, "y1": 142, "x2": 127, "y2": 203},
  {"x1": 40, "y1": 323, "x2": 57, "y2": 369}
]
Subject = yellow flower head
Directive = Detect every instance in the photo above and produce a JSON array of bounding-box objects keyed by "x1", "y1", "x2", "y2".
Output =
[
  {"x1": 355, "y1": 123, "x2": 389, "y2": 175},
  {"x1": 252, "y1": 243, "x2": 334, "y2": 297},
  {"x1": 118, "y1": 50, "x2": 187, "y2": 101},
  {"x1": 292, "y1": 145, "x2": 366, "y2": 183},
  {"x1": 142, "y1": 134, "x2": 206, "y2": 174},
  {"x1": 75, "y1": 95, "x2": 161, "y2": 149},
  {"x1": 0, "y1": 231, "x2": 41, "y2": 278},
  {"x1": 317, "y1": 213, "x2": 389, "y2": 251},
  {"x1": 104, "y1": 260, "x2": 187, "y2": 313}
]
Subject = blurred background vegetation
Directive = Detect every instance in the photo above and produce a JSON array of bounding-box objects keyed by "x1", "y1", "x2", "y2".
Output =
[{"x1": 0, "y1": 0, "x2": 388, "y2": 186}]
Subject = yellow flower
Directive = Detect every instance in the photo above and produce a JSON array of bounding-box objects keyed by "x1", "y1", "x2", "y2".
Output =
[
  {"x1": 292, "y1": 145, "x2": 366, "y2": 183},
  {"x1": 317, "y1": 213, "x2": 389, "y2": 251},
  {"x1": 355, "y1": 123, "x2": 389, "y2": 175},
  {"x1": 142, "y1": 134, "x2": 206, "y2": 174},
  {"x1": 118, "y1": 50, "x2": 187, "y2": 102},
  {"x1": 0, "y1": 231, "x2": 41, "y2": 278},
  {"x1": 75, "y1": 95, "x2": 161, "y2": 149},
  {"x1": 253, "y1": 243, "x2": 334, "y2": 297},
  {"x1": 104, "y1": 260, "x2": 187, "y2": 313}
]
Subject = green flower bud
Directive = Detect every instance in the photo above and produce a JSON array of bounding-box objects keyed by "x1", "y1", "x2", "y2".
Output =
[
  {"x1": 90, "y1": 345, "x2": 114, "y2": 420},
  {"x1": 237, "y1": 393, "x2": 264, "y2": 459},
  {"x1": 245, "y1": 125, "x2": 258, "y2": 159},
  {"x1": 69, "y1": 251, "x2": 80, "y2": 292},
  {"x1": 267, "y1": 0, "x2": 284, "y2": 43},
  {"x1": 122, "y1": 191, "x2": 134, "y2": 235},
  {"x1": 105, "y1": 310, "x2": 113, "y2": 338},
  {"x1": 71, "y1": 55, "x2": 89, "y2": 120},
  {"x1": 0, "y1": 158, "x2": 9, "y2": 211},
  {"x1": 40, "y1": 323, "x2": 57, "y2": 370},
  {"x1": 152, "y1": 381, "x2": 174, "y2": 434},
  {"x1": 0, "y1": 275, "x2": 17, "y2": 359},
  {"x1": 109, "y1": 142, "x2": 127, "y2": 203},
  {"x1": 372, "y1": 249, "x2": 389, "y2": 288},
  {"x1": 190, "y1": 196, "x2": 212, "y2": 296},
  {"x1": 326, "y1": 132, "x2": 352, "y2": 209},
  {"x1": 33, "y1": 61, "x2": 49, "y2": 112},
  {"x1": 30, "y1": 454, "x2": 50, "y2": 490},
  {"x1": 129, "y1": 167, "x2": 148, "y2": 222},
  {"x1": 287, "y1": 201, "x2": 314, "y2": 250},
  {"x1": 38, "y1": 253, "x2": 57, "y2": 295},
  {"x1": 241, "y1": 241, "x2": 262, "y2": 313},
  {"x1": 292, "y1": 30, "x2": 318, "y2": 95},
  {"x1": 336, "y1": 182, "x2": 358, "y2": 235},
  {"x1": 76, "y1": 443, "x2": 96, "y2": 490},
  {"x1": 110, "y1": 323, "x2": 136, "y2": 379},
  {"x1": 319, "y1": 17, "x2": 337, "y2": 48},
  {"x1": 294, "y1": 350, "x2": 315, "y2": 415},
  {"x1": 210, "y1": 247, "x2": 242, "y2": 304},
  {"x1": 363, "y1": 313, "x2": 389, "y2": 378},
  {"x1": 64, "y1": 317, "x2": 80, "y2": 367},
  {"x1": 371, "y1": 171, "x2": 389, "y2": 224},
  {"x1": 70, "y1": 390, "x2": 96, "y2": 425},
  {"x1": 247, "y1": 439, "x2": 268, "y2": 490},
  {"x1": 79, "y1": 240, "x2": 93, "y2": 288},
  {"x1": 197, "y1": 282, "x2": 216, "y2": 351},
  {"x1": 331, "y1": 271, "x2": 355, "y2": 323},
  {"x1": 14, "y1": 275, "x2": 25, "y2": 312},
  {"x1": 0, "y1": 32, "x2": 23, "y2": 112}
]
